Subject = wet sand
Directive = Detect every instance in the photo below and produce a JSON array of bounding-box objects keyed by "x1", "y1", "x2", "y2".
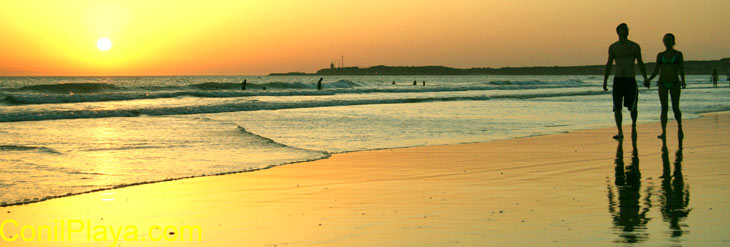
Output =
[{"x1": 2, "y1": 112, "x2": 730, "y2": 246}]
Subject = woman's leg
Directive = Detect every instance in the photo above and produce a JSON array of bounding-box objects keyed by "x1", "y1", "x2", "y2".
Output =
[
  {"x1": 670, "y1": 84, "x2": 683, "y2": 136},
  {"x1": 658, "y1": 85, "x2": 669, "y2": 138}
]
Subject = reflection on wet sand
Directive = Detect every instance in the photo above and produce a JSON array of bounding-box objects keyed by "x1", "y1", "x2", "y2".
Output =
[
  {"x1": 608, "y1": 132, "x2": 691, "y2": 243},
  {"x1": 660, "y1": 136, "x2": 690, "y2": 238},
  {"x1": 608, "y1": 130, "x2": 651, "y2": 243}
]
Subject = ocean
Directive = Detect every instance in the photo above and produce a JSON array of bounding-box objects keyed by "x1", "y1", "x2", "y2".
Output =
[{"x1": 1, "y1": 74, "x2": 727, "y2": 205}]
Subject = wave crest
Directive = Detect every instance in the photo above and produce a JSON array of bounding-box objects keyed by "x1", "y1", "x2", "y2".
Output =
[
  {"x1": 0, "y1": 145, "x2": 61, "y2": 154},
  {"x1": 488, "y1": 79, "x2": 583, "y2": 86},
  {"x1": 16, "y1": 83, "x2": 121, "y2": 93},
  {"x1": 0, "y1": 89, "x2": 606, "y2": 122},
  {"x1": 188, "y1": 82, "x2": 240, "y2": 90}
]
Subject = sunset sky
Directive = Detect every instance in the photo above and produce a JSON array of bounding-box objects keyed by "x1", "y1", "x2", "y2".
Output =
[{"x1": 1, "y1": 0, "x2": 728, "y2": 76}]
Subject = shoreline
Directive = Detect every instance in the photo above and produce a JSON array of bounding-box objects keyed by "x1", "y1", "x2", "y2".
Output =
[
  {"x1": 0, "y1": 153, "x2": 334, "y2": 208},
  {"x1": 0, "y1": 110, "x2": 719, "y2": 208},
  {"x1": 2, "y1": 111, "x2": 729, "y2": 245}
]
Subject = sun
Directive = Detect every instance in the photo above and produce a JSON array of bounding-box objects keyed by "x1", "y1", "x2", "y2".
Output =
[{"x1": 96, "y1": 37, "x2": 112, "y2": 52}]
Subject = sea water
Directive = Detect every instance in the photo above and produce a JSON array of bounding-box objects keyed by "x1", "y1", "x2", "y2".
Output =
[{"x1": 1, "y1": 75, "x2": 728, "y2": 205}]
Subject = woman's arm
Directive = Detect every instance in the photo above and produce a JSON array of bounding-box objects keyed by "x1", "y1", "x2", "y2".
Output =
[
  {"x1": 647, "y1": 53, "x2": 661, "y2": 83},
  {"x1": 679, "y1": 52, "x2": 686, "y2": 88}
]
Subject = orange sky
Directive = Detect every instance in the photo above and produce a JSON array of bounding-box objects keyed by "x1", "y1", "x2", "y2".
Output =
[{"x1": 1, "y1": 0, "x2": 728, "y2": 76}]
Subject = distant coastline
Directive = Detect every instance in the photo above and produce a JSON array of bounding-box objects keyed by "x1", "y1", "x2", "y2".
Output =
[{"x1": 269, "y1": 58, "x2": 730, "y2": 76}]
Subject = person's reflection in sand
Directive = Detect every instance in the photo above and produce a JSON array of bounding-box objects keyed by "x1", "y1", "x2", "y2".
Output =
[
  {"x1": 608, "y1": 129, "x2": 651, "y2": 243},
  {"x1": 660, "y1": 135, "x2": 691, "y2": 238}
]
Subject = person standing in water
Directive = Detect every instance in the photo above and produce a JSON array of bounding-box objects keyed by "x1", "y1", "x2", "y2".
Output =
[
  {"x1": 647, "y1": 33, "x2": 686, "y2": 139},
  {"x1": 317, "y1": 78, "x2": 323, "y2": 90},
  {"x1": 241, "y1": 79, "x2": 247, "y2": 90},
  {"x1": 603, "y1": 23, "x2": 649, "y2": 140},
  {"x1": 711, "y1": 69, "x2": 718, "y2": 88}
]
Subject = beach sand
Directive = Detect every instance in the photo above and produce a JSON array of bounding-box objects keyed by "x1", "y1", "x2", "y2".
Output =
[{"x1": 2, "y1": 112, "x2": 730, "y2": 246}]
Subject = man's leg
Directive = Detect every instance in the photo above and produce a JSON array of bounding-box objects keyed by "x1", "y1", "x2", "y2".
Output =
[
  {"x1": 630, "y1": 109, "x2": 638, "y2": 139},
  {"x1": 612, "y1": 88, "x2": 624, "y2": 140},
  {"x1": 629, "y1": 82, "x2": 638, "y2": 128},
  {"x1": 614, "y1": 110, "x2": 623, "y2": 139},
  {"x1": 630, "y1": 109, "x2": 638, "y2": 128}
]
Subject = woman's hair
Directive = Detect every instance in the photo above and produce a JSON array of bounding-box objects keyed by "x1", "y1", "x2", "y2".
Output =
[{"x1": 664, "y1": 33, "x2": 676, "y2": 46}]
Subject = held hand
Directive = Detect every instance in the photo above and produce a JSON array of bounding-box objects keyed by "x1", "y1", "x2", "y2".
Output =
[
  {"x1": 643, "y1": 80, "x2": 650, "y2": 89},
  {"x1": 681, "y1": 82, "x2": 686, "y2": 89},
  {"x1": 603, "y1": 82, "x2": 608, "y2": 91}
]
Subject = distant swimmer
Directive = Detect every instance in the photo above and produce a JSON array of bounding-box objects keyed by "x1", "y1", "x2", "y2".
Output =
[
  {"x1": 317, "y1": 77, "x2": 323, "y2": 90},
  {"x1": 392, "y1": 81, "x2": 396, "y2": 85},
  {"x1": 262, "y1": 86, "x2": 266, "y2": 90},
  {"x1": 712, "y1": 69, "x2": 718, "y2": 88},
  {"x1": 241, "y1": 79, "x2": 247, "y2": 90},
  {"x1": 603, "y1": 23, "x2": 648, "y2": 140},
  {"x1": 413, "y1": 80, "x2": 417, "y2": 86},
  {"x1": 422, "y1": 81, "x2": 426, "y2": 86}
]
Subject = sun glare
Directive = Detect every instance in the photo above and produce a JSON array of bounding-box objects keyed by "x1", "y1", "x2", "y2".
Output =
[{"x1": 97, "y1": 37, "x2": 112, "y2": 52}]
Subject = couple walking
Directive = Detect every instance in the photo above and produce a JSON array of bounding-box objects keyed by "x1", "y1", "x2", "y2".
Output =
[{"x1": 603, "y1": 23, "x2": 685, "y2": 140}]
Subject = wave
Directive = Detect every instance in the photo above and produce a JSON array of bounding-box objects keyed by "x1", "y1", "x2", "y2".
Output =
[
  {"x1": 488, "y1": 79, "x2": 583, "y2": 86},
  {"x1": 235, "y1": 125, "x2": 329, "y2": 156},
  {"x1": 188, "y1": 82, "x2": 241, "y2": 90},
  {"x1": 0, "y1": 89, "x2": 605, "y2": 122},
  {"x1": 4, "y1": 92, "x2": 168, "y2": 105},
  {"x1": 237, "y1": 125, "x2": 286, "y2": 146},
  {"x1": 324, "y1": 79, "x2": 361, "y2": 88},
  {"x1": 189, "y1": 80, "x2": 360, "y2": 90},
  {"x1": 12, "y1": 83, "x2": 122, "y2": 93},
  {"x1": 2, "y1": 80, "x2": 587, "y2": 105},
  {"x1": 0, "y1": 125, "x2": 330, "y2": 207},
  {"x1": 0, "y1": 145, "x2": 61, "y2": 154}
]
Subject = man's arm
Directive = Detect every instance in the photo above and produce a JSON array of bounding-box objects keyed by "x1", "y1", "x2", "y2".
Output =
[
  {"x1": 635, "y1": 44, "x2": 649, "y2": 88},
  {"x1": 603, "y1": 46, "x2": 614, "y2": 91}
]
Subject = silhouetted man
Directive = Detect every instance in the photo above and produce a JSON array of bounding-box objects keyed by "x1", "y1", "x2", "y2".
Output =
[
  {"x1": 241, "y1": 79, "x2": 247, "y2": 90},
  {"x1": 317, "y1": 77, "x2": 323, "y2": 90},
  {"x1": 604, "y1": 23, "x2": 648, "y2": 140}
]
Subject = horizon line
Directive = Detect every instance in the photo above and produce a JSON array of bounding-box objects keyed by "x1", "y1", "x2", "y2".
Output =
[{"x1": 2, "y1": 58, "x2": 728, "y2": 77}]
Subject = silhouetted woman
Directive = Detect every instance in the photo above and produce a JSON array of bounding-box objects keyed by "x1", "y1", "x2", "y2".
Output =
[{"x1": 647, "y1": 33, "x2": 685, "y2": 139}]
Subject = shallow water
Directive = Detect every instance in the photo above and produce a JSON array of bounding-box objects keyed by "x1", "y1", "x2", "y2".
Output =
[{"x1": 1, "y1": 75, "x2": 728, "y2": 205}]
